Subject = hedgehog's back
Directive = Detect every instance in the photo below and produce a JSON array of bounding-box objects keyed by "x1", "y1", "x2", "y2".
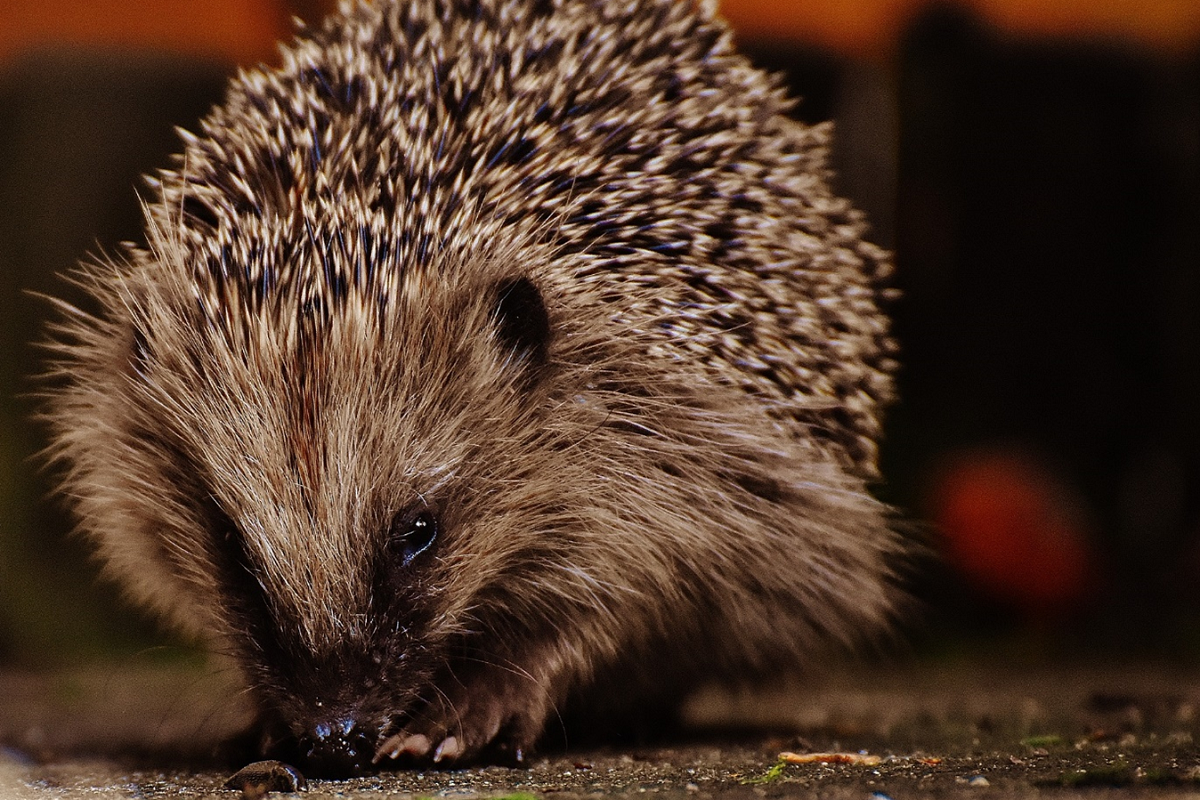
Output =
[{"x1": 150, "y1": 0, "x2": 893, "y2": 476}]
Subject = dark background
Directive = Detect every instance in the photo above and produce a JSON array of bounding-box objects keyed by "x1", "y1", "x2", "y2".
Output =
[{"x1": 1, "y1": 2, "x2": 1198, "y2": 666}]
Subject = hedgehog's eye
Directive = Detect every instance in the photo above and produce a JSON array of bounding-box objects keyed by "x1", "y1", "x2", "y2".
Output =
[{"x1": 387, "y1": 510, "x2": 438, "y2": 566}]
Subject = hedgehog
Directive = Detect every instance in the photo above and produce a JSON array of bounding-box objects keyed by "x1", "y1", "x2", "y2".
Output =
[{"x1": 44, "y1": 0, "x2": 901, "y2": 778}]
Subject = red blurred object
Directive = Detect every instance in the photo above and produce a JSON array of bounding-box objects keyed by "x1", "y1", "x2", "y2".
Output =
[{"x1": 930, "y1": 449, "x2": 1101, "y2": 621}]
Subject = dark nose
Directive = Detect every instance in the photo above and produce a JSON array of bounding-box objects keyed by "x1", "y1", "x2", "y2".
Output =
[{"x1": 299, "y1": 717, "x2": 377, "y2": 777}]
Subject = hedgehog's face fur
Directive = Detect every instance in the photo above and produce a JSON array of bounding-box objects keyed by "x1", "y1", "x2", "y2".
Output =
[{"x1": 59, "y1": 230, "x2": 618, "y2": 767}]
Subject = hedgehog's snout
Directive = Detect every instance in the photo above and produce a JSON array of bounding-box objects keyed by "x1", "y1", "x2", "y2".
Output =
[{"x1": 298, "y1": 716, "x2": 378, "y2": 777}]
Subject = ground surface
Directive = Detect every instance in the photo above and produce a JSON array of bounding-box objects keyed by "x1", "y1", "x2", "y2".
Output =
[{"x1": 2, "y1": 656, "x2": 1200, "y2": 798}]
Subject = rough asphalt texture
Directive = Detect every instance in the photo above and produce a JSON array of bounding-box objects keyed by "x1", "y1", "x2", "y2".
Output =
[{"x1": 2, "y1": 657, "x2": 1200, "y2": 798}]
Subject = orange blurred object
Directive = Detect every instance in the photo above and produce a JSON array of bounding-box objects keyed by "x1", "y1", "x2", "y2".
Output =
[
  {"x1": 0, "y1": 0, "x2": 289, "y2": 66},
  {"x1": 970, "y1": 0, "x2": 1200, "y2": 54},
  {"x1": 717, "y1": 0, "x2": 922, "y2": 59},
  {"x1": 930, "y1": 449, "x2": 1101, "y2": 620},
  {"x1": 717, "y1": 0, "x2": 1200, "y2": 58},
  {"x1": 3, "y1": 0, "x2": 1198, "y2": 69}
]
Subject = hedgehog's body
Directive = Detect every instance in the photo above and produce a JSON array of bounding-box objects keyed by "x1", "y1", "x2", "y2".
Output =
[{"x1": 48, "y1": 0, "x2": 899, "y2": 776}]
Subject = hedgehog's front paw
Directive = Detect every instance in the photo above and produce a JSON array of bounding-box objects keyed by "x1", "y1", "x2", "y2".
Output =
[{"x1": 374, "y1": 668, "x2": 552, "y2": 766}]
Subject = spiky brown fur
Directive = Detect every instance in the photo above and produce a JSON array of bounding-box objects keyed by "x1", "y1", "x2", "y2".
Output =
[{"x1": 44, "y1": 0, "x2": 900, "y2": 776}]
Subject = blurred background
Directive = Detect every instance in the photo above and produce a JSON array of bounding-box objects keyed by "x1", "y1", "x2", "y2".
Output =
[{"x1": 1, "y1": 0, "x2": 1198, "y2": 667}]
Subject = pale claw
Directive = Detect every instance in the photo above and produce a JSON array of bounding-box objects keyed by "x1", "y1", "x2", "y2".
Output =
[
  {"x1": 432, "y1": 735, "x2": 462, "y2": 763},
  {"x1": 373, "y1": 732, "x2": 432, "y2": 763}
]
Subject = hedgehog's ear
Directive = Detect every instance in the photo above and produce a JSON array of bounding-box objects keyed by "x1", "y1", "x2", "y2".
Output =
[{"x1": 490, "y1": 276, "x2": 551, "y2": 372}]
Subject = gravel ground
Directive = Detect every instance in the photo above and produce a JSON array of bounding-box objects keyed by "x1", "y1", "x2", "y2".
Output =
[{"x1": 2, "y1": 656, "x2": 1200, "y2": 799}]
